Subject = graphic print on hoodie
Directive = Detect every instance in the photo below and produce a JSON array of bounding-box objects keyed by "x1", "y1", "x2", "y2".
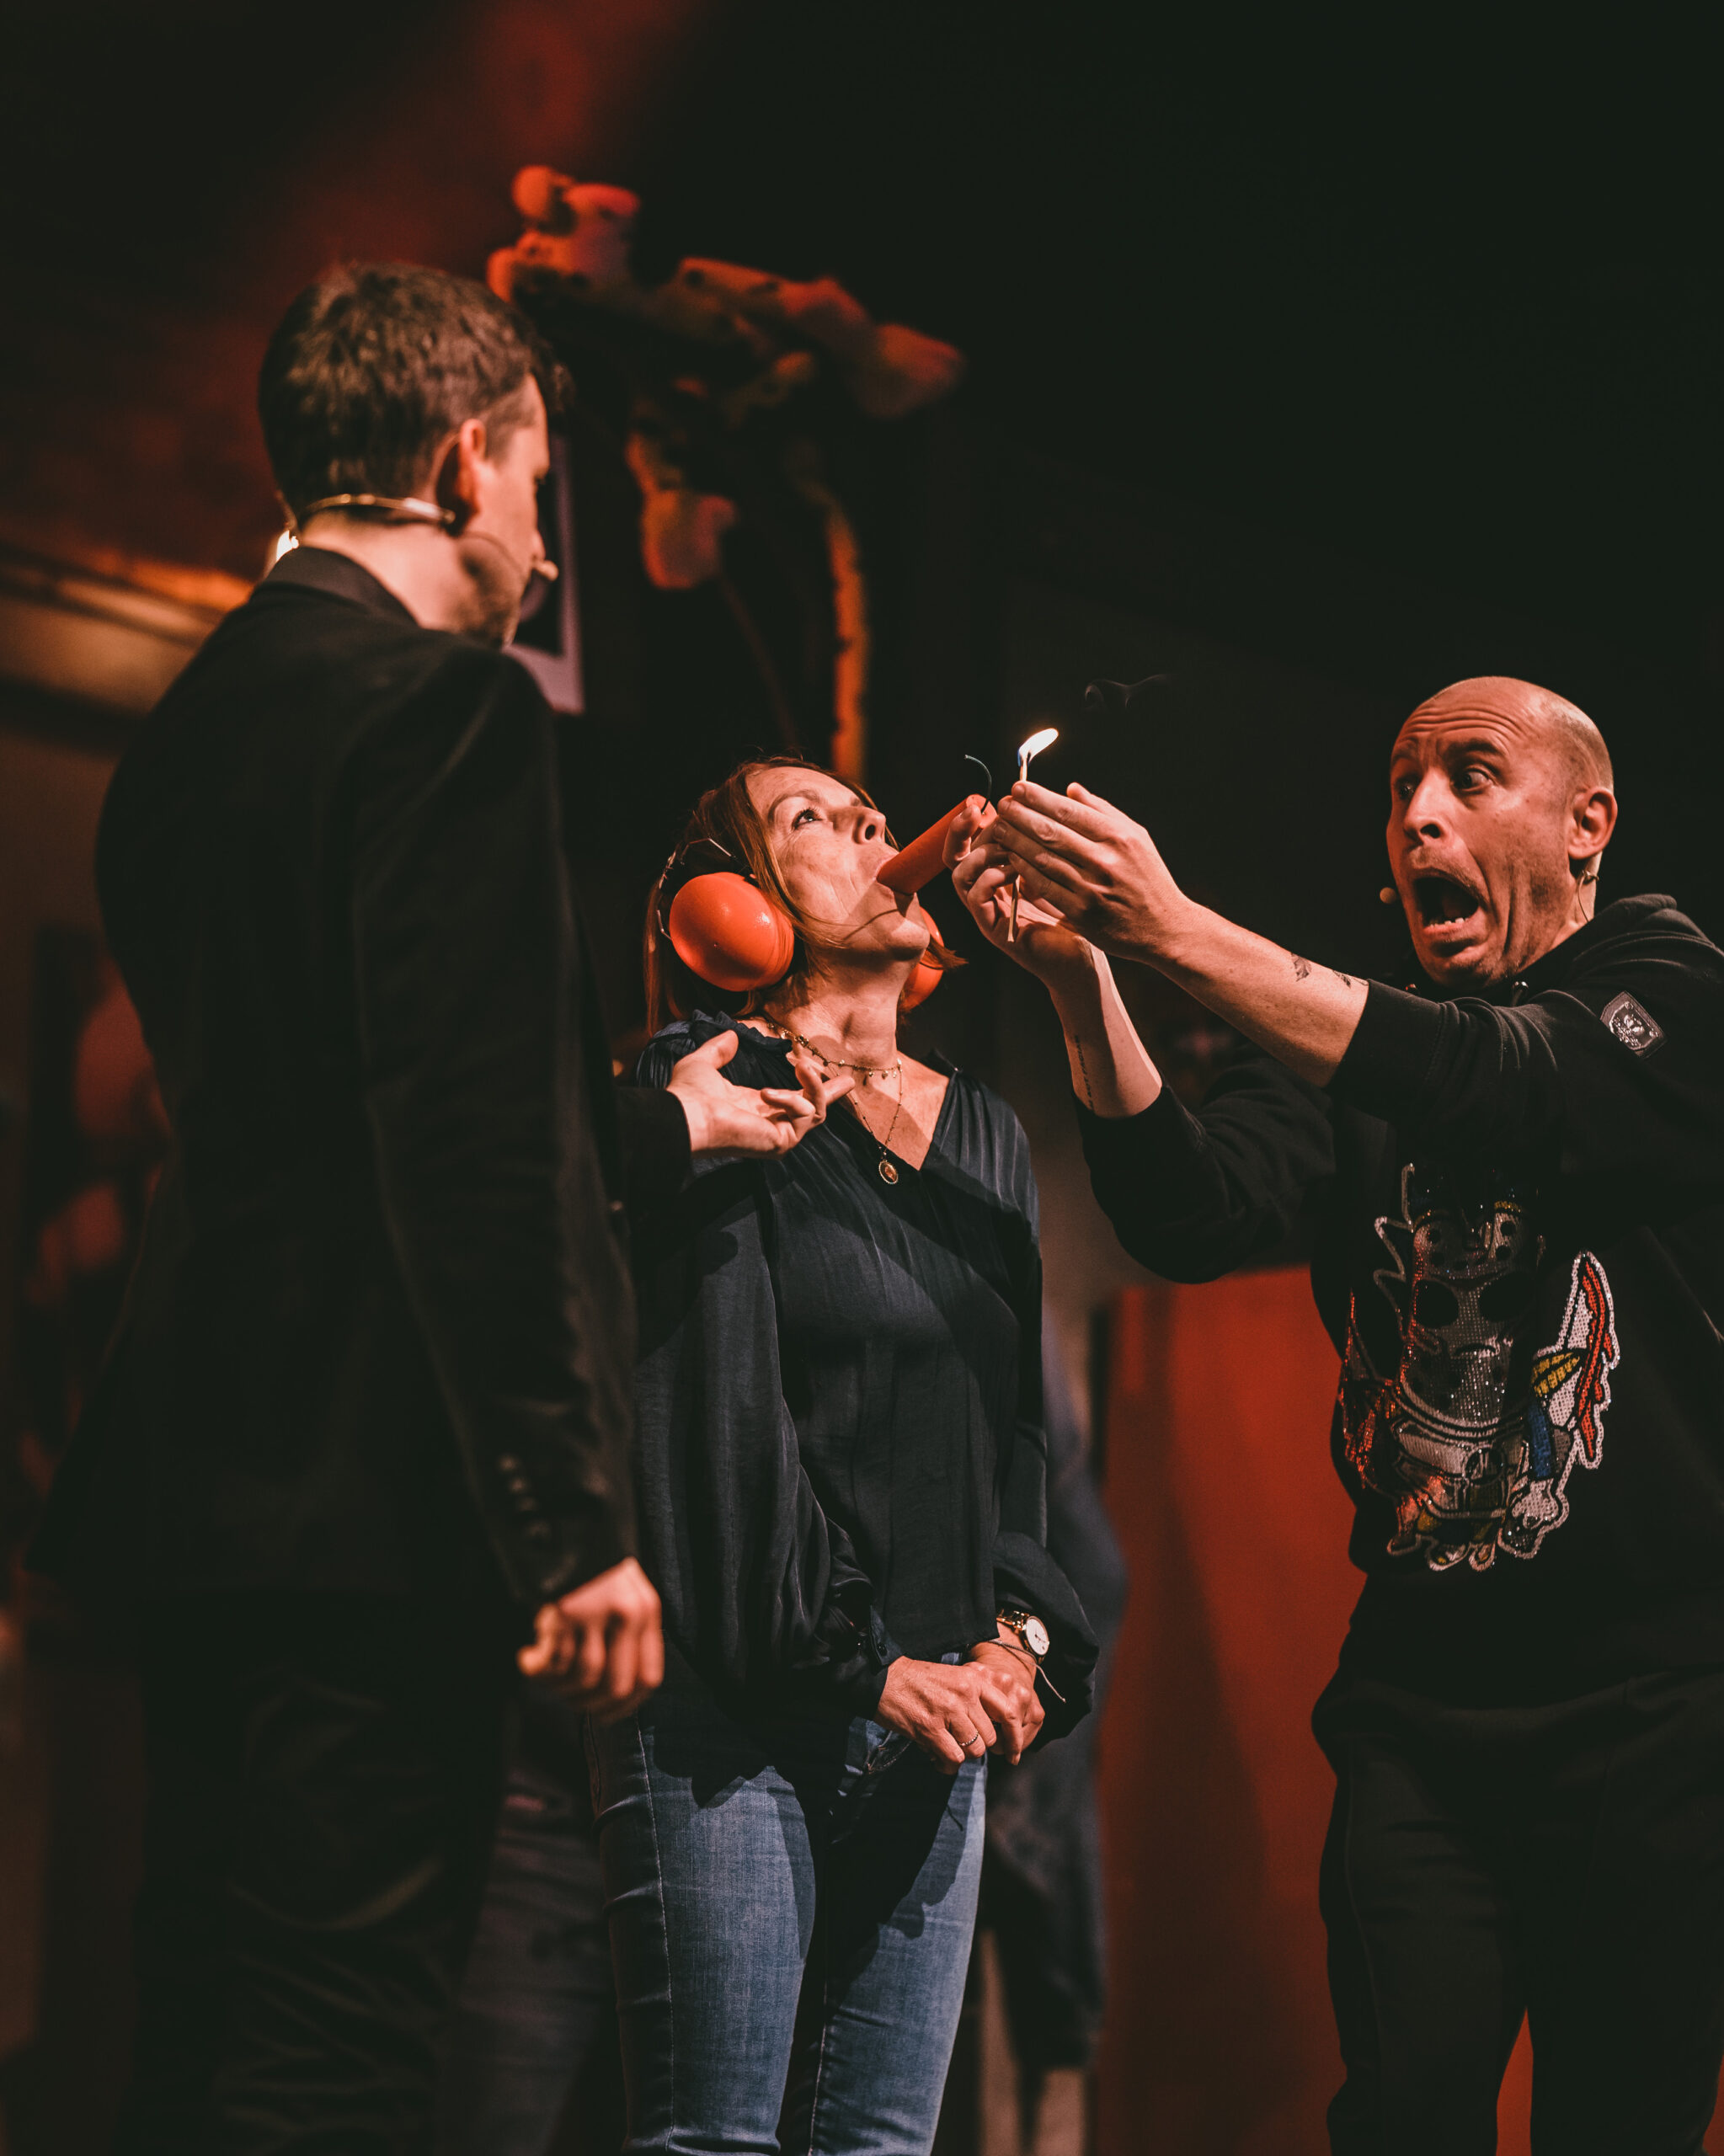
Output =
[
  {"x1": 1338, "y1": 1160, "x2": 1620, "y2": 1572},
  {"x1": 1075, "y1": 893, "x2": 1724, "y2": 1700}
]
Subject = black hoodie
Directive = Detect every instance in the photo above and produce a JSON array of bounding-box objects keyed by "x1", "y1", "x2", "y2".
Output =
[{"x1": 1078, "y1": 895, "x2": 1724, "y2": 1704}]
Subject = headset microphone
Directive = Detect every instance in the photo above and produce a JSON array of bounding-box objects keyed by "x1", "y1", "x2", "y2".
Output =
[
  {"x1": 294, "y1": 497, "x2": 558, "y2": 582},
  {"x1": 297, "y1": 493, "x2": 451, "y2": 528},
  {"x1": 462, "y1": 524, "x2": 558, "y2": 584}
]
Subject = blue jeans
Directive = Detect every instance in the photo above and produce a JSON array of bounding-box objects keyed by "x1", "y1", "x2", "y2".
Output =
[{"x1": 585, "y1": 1661, "x2": 985, "y2": 2156}]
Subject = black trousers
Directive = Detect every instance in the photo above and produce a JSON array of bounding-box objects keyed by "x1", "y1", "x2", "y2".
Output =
[
  {"x1": 117, "y1": 1593, "x2": 517, "y2": 2156},
  {"x1": 434, "y1": 1689, "x2": 622, "y2": 2155},
  {"x1": 1316, "y1": 1666, "x2": 1724, "y2": 2156}
]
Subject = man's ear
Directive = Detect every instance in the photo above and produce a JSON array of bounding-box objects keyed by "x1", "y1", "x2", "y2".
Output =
[
  {"x1": 430, "y1": 419, "x2": 487, "y2": 529},
  {"x1": 1570, "y1": 784, "x2": 1618, "y2": 875}
]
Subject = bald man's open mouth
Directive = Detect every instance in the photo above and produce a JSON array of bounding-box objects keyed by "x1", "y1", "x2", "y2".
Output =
[{"x1": 1410, "y1": 871, "x2": 1486, "y2": 937}]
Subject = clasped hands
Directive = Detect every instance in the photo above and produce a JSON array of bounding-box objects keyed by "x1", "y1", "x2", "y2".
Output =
[
  {"x1": 942, "y1": 782, "x2": 1188, "y2": 975},
  {"x1": 876, "y1": 1627, "x2": 1045, "y2": 1773},
  {"x1": 524, "y1": 1578, "x2": 1047, "y2": 1763}
]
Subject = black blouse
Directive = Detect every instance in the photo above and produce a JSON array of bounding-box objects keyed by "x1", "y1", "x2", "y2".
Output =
[{"x1": 630, "y1": 1015, "x2": 1096, "y2": 1733}]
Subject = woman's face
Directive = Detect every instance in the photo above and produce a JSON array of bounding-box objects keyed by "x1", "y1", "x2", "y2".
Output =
[{"x1": 747, "y1": 767, "x2": 930, "y2": 965}]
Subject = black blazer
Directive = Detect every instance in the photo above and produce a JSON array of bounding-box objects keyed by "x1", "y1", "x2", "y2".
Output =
[{"x1": 31, "y1": 547, "x2": 688, "y2": 1609}]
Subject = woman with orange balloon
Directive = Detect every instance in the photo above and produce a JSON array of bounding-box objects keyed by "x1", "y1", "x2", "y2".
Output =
[{"x1": 582, "y1": 753, "x2": 1097, "y2": 2153}]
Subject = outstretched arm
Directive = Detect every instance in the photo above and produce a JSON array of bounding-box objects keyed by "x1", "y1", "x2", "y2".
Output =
[
  {"x1": 947, "y1": 798, "x2": 1338, "y2": 1284},
  {"x1": 981, "y1": 781, "x2": 1368, "y2": 1085}
]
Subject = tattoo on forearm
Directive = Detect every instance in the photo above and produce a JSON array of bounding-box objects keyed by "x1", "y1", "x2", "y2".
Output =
[
  {"x1": 1073, "y1": 1033, "x2": 1096, "y2": 1109},
  {"x1": 1290, "y1": 952, "x2": 1355, "y2": 990}
]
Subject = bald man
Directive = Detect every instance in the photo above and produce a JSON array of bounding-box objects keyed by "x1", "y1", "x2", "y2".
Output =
[{"x1": 952, "y1": 679, "x2": 1724, "y2": 2153}]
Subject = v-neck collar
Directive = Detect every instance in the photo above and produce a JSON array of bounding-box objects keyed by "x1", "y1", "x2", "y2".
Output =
[{"x1": 837, "y1": 1059, "x2": 958, "y2": 1182}]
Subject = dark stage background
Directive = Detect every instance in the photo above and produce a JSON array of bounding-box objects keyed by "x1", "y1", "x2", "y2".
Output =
[
  {"x1": 0, "y1": 8, "x2": 1719, "y2": 2153},
  {"x1": 4, "y1": 4, "x2": 1720, "y2": 968}
]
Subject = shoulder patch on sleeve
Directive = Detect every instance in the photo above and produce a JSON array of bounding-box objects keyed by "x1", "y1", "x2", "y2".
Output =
[{"x1": 1600, "y1": 991, "x2": 1665, "y2": 1056}]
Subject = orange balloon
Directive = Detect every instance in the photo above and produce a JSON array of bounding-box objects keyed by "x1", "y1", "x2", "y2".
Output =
[{"x1": 667, "y1": 873, "x2": 796, "y2": 991}]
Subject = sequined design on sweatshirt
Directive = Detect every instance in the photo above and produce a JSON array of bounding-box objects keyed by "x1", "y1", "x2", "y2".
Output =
[{"x1": 1337, "y1": 1163, "x2": 1618, "y2": 1571}]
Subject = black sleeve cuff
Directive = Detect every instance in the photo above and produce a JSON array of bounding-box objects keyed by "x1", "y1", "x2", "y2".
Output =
[
  {"x1": 479, "y1": 1443, "x2": 638, "y2": 1607},
  {"x1": 1075, "y1": 1083, "x2": 1214, "y2": 1212},
  {"x1": 992, "y1": 1529, "x2": 1099, "y2": 1746},
  {"x1": 1328, "y1": 980, "x2": 1446, "y2": 1123},
  {"x1": 527, "y1": 1501, "x2": 637, "y2": 1604},
  {"x1": 846, "y1": 1599, "x2": 909, "y2": 1716},
  {"x1": 786, "y1": 1600, "x2": 902, "y2": 1716},
  {"x1": 614, "y1": 1083, "x2": 693, "y2": 1212}
]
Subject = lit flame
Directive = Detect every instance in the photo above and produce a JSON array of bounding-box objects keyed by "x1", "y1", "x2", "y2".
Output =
[
  {"x1": 1017, "y1": 726, "x2": 1059, "y2": 778},
  {"x1": 1008, "y1": 726, "x2": 1060, "y2": 945}
]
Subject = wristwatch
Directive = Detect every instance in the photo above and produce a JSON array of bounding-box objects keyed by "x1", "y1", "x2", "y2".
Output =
[{"x1": 997, "y1": 1608, "x2": 1050, "y2": 1661}]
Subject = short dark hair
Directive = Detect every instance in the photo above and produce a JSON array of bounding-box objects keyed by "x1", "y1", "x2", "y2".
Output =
[{"x1": 258, "y1": 262, "x2": 564, "y2": 520}]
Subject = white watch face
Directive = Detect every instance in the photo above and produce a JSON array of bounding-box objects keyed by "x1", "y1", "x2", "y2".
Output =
[{"x1": 1022, "y1": 1615, "x2": 1050, "y2": 1659}]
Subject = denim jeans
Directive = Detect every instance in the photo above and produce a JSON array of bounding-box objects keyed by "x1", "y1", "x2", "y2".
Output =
[{"x1": 585, "y1": 1659, "x2": 985, "y2": 2156}]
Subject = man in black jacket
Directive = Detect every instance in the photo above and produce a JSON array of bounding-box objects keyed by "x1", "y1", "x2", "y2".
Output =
[
  {"x1": 953, "y1": 677, "x2": 1724, "y2": 2152},
  {"x1": 31, "y1": 264, "x2": 841, "y2": 2154}
]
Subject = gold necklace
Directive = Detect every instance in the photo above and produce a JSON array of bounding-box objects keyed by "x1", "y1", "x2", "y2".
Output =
[
  {"x1": 848, "y1": 1070, "x2": 905, "y2": 1184},
  {"x1": 766, "y1": 1021, "x2": 906, "y2": 1182},
  {"x1": 773, "y1": 1024, "x2": 901, "y2": 1084}
]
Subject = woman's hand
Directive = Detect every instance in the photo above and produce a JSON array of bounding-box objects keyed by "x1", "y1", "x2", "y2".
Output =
[
  {"x1": 877, "y1": 1648, "x2": 1043, "y2": 1773},
  {"x1": 946, "y1": 798, "x2": 1097, "y2": 992},
  {"x1": 947, "y1": 798, "x2": 1167, "y2": 1116},
  {"x1": 967, "y1": 1634, "x2": 1044, "y2": 1759}
]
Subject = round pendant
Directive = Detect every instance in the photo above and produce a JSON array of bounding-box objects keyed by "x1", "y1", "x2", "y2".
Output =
[{"x1": 878, "y1": 1157, "x2": 899, "y2": 1185}]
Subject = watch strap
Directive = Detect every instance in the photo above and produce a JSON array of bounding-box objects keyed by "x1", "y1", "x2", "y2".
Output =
[{"x1": 997, "y1": 1607, "x2": 1047, "y2": 1660}]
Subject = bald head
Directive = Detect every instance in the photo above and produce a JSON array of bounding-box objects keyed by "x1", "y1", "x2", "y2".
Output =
[
  {"x1": 1385, "y1": 675, "x2": 1619, "y2": 987},
  {"x1": 1407, "y1": 676, "x2": 1613, "y2": 793}
]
